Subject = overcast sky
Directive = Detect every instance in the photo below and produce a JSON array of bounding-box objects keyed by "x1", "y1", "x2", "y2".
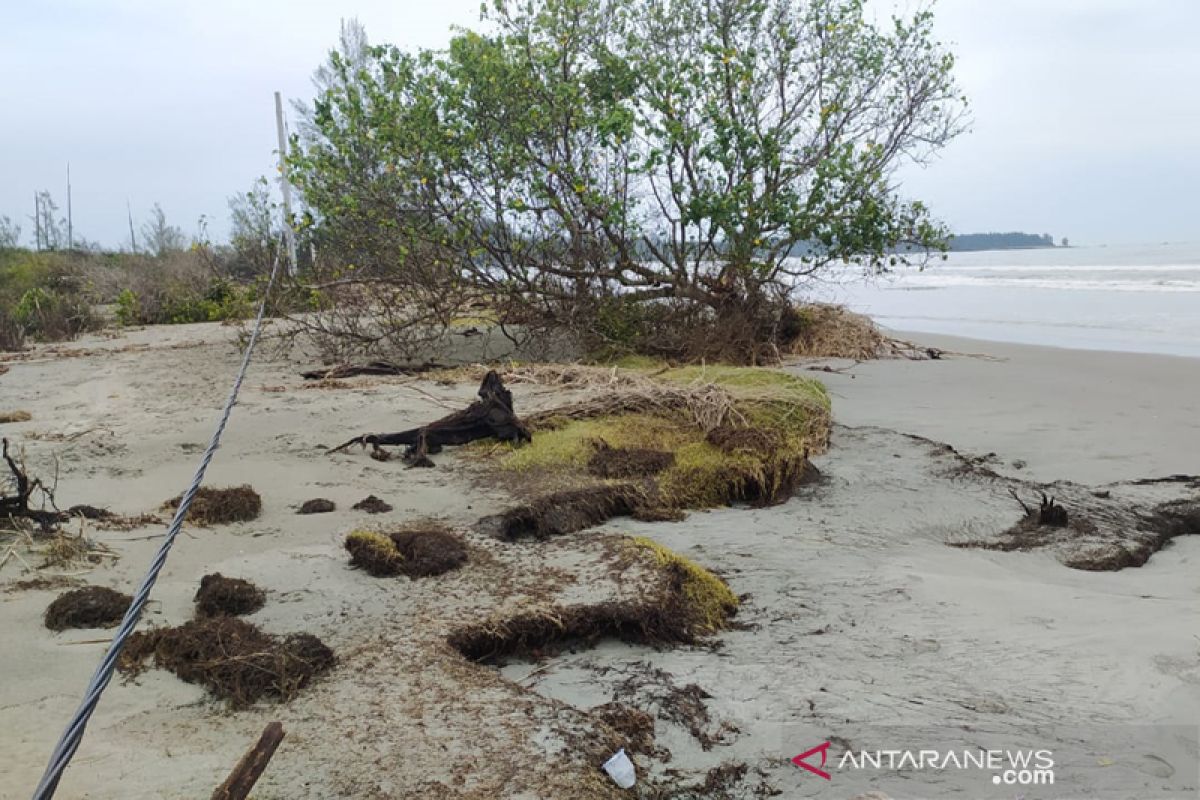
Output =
[{"x1": 2, "y1": 0, "x2": 1197, "y2": 249}]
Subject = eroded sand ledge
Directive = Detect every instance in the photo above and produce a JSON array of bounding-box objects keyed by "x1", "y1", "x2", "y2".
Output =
[{"x1": 0, "y1": 325, "x2": 1196, "y2": 798}]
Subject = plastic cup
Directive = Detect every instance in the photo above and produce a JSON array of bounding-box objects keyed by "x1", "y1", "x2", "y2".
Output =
[{"x1": 602, "y1": 748, "x2": 636, "y2": 788}]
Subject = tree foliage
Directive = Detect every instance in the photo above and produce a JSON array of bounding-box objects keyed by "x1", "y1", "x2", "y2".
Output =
[{"x1": 289, "y1": 0, "x2": 966, "y2": 361}]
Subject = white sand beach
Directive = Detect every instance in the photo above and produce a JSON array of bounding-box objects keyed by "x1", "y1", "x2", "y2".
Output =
[{"x1": 0, "y1": 324, "x2": 1196, "y2": 799}]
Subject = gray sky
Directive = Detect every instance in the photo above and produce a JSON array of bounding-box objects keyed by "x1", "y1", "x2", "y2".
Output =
[{"x1": 2, "y1": 0, "x2": 1197, "y2": 248}]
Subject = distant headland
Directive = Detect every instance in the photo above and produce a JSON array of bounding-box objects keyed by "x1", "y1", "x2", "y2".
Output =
[{"x1": 949, "y1": 232, "x2": 1067, "y2": 251}]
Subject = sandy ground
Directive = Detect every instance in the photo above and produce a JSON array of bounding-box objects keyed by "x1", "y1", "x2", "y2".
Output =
[{"x1": 0, "y1": 325, "x2": 1196, "y2": 799}]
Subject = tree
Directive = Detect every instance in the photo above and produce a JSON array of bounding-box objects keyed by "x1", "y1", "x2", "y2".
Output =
[
  {"x1": 0, "y1": 216, "x2": 20, "y2": 249},
  {"x1": 228, "y1": 178, "x2": 284, "y2": 276},
  {"x1": 290, "y1": 0, "x2": 966, "y2": 361},
  {"x1": 141, "y1": 203, "x2": 187, "y2": 256},
  {"x1": 31, "y1": 191, "x2": 67, "y2": 251}
]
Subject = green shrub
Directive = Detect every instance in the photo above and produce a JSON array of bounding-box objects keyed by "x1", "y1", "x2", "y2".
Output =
[{"x1": 12, "y1": 286, "x2": 96, "y2": 342}]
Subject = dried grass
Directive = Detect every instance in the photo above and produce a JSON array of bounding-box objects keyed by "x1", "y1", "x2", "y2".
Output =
[
  {"x1": 0, "y1": 410, "x2": 31, "y2": 424},
  {"x1": 163, "y1": 485, "x2": 261, "y2": 526},
  {"x1": 787, "y1": 304, "x2": 888, "y2": 359},
  {"x1": 119, "y1": 617, "x2": 334, "y2": 707}
]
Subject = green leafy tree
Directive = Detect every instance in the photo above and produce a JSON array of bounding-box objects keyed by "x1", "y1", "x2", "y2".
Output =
[{"x1": 289, "y1": 0, "x2": 966, "y2": 361}]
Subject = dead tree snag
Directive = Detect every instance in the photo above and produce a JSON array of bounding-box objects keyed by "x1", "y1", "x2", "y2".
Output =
[{"x1": 329, "y1": 371, "x2": 531, "y2": 467}]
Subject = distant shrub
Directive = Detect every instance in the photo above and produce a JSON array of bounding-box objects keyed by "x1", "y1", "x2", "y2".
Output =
[{"x1": 12, "y1": 286, "x2": 97, "y2": 342}]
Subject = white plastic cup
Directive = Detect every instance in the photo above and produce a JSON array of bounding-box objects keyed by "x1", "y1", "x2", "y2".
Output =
[{"x1": 602, "y1": 748, "x2": 636, "y2": 789}]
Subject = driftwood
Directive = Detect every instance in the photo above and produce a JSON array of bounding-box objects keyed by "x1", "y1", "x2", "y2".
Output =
[
  {"x1": 301, "y1": 361, "x2": 446, "y2": 380},
  {"x1": 1, "y1": 438, "x2": 61, "y2": 530},
  {"x1": 210, "y1": 721, "x2": 286, "y2": 800},
  {"x1": 329, "y1": 370, "x2": 531, "y2": 467}
]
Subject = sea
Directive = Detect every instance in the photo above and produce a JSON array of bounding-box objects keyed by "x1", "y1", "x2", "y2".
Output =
[{"x1": 804, "y1": 242, "x2": 1200, "y2": 358}]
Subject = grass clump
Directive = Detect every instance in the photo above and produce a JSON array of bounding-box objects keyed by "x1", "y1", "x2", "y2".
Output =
[
  {"x1": 448, "y1": 535, "x2": 736, "y2": 664},
  {"x1": 628, "y1": 536, "x2": 738, "y2": 635},
  {"x1": 345, "y1": 530, "x2": 405, "y2": 576},
  {"x1": 495, "y1": 365, "x2": 827, "y2": 514},
  {"x1": 44, "y1": 586, "x2": 131, "y2": 631},
  {"x1": 164, "y1": 485, "x2": 261, "y2": 525},
  {"x1": 345, "y1": 524, "x2": 468, "y2": 578},
  {"x1": 194, "y1": 573, "x2": 266, "y2": 618}
]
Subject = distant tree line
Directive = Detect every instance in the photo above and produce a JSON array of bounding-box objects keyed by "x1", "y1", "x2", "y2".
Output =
[{"x1": 948, "y1": 232, "x2": 1060, "y2": 251}]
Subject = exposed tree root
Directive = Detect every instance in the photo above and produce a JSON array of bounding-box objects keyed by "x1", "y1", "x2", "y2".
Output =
[{"x1": 329, "y1": 370, "x2": 531, "y2": 467}]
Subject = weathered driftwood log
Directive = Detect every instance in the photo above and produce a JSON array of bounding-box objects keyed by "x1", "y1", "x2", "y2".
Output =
[
  {"x1": 300, "y1": 361, "x2": 447, "y2": 380},
  {"x1": 210, "y1": 721, "x2": 286, "y2": 800},
  {"x1": 329, "y1": 370, "x2": 531, "y2": 467}
]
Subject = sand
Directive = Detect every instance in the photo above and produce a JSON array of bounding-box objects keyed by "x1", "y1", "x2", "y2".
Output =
[{"x1": 0, "y1": 324, "x2": 1196, "y2": 798}]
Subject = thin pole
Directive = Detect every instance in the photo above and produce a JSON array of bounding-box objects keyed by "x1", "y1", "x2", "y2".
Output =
[
  {"x1": 66, "y1": 164, "x2": 72, "y2": 252},
  {"x1": 127, "y1": 201, "x2": 137, "y2": 254},
  {"x1": 274, "y1": 91, "x2": 298, "y2": 275},
  {"x1": 34, "y1": 192, "x2": 41, "y2": 252}
]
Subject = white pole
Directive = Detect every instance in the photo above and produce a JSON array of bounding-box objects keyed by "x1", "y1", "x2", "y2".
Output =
[
  {"x1": 66, "y1": 163, "x2": 73, "y2": 252},
  {"x1": 274, "y1": 91, "x2": 298, "y2": 276}
]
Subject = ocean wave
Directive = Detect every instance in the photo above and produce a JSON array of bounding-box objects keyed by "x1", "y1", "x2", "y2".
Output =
[{"x1": 881, "y1": 275, "x2": 1200, "y2": 293}]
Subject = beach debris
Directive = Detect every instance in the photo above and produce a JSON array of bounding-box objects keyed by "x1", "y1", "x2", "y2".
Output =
[
  {"x1": 329, "y1": 370, "x2": 531, "y2": 467},
  {"x1": 344, "y1": 523, "x2": 468, "y2": 578},
  {"x1": 119, "y1": 617, "x2": 334, "y2": 707},
  {"x1": 1007, "y1": 488, "x2": 1068, "y2": 527},
  {"x1": 613, "y1": 666, "x2": 738, "y2": 750},
  {"x1": 300, "y1": 360, "x2": 446, "y2": 380},
  {"x1": 448, "y1": 536, "x2": 735, "y2": 662},
  {"x1": 1, "y1": 437, "x2": 63, "y2": 530},
  {"x1": 44, "y1": 586, "x2": 132, "y2": 630},
  {"x1": 297, "y1": 498, "x2": 336, "y2": 514},
  {"x1": 352, "y1": 494, "x2": 392, "y2": 514},
  {"x1": 195, "y1": 573, "x2": 266, "y2": 618},
  {"x1": 162, "y1": 485, "x2": 261, "y2": 526},
  {"x1": 0, "y1": 410, "x2": 31, "y2": 424},
  {"x1": 601, "y1": 748, "x2": 636, "y2": 789},
  {"x1": 211, "y1": 721, "x2": 286, "y2": 800},
  {"x1": 591, "y1": 702, "x2": 656, "y2": 755}
]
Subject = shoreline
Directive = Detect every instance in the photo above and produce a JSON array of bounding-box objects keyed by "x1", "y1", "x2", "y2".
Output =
[{"x1": 813, "y1": 330, "x2": 1200, "y2": 485}]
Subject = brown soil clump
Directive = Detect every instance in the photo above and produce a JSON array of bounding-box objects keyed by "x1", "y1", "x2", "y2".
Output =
[
  {"x1": 119, "y1": 617, "x2": 334, "y2": 707},
  {"x1": 44, "y1": 586, "x2": 132, "y2": 631},
  {"x1": 586, "y1": 441, "x2": 674, "y2": 479},
  {"x1": 194, "y1": 573, "x2": 266, "y2": 618},
  {"x1": 480, "y1": 484, "x2": 644, "y2": 540},
  {"x1": 344, "y1": 530, "x2": 405, "y2": 576},
  {"x1": 163, "y1": 485, "x2": 261, "y2": 525},
  {"x1": 352, "y1": 495, "x2": 392, "y2": 514},
  {"x1": 388, "y1": 526, "x2": 468, "y2": 578},
  {"x1": 297, "y1": 498, "x2": 336, "y2": 514},
  {"x1": 345, "y1": 524, "x2": 468, "y2": 579}
]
